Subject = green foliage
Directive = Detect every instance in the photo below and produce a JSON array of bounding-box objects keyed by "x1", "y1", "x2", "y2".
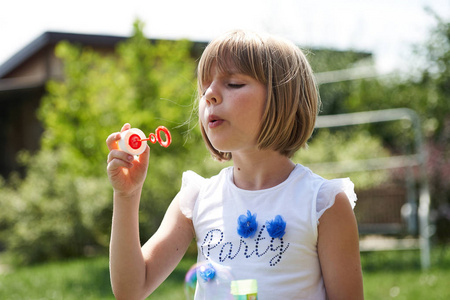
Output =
[
  {"x1": 308, "y1": 48, "x2": 372, "y2": 73},
  {"x1": 39, "y1": 21, "x2": 200, "y2": 178},
  {"x1": 345, "y1": 16, "x2": 450, "y2": 142},
  {"x1": 0, "y1": 20, "x2": 208, "y2": 264},
  {"x1": 294, "y1": 129, "x2": 390, "y2": 189},
  {"x1": 308, "y1": 49, "x2": 373, "y2": 115},
  {"x1": 0, "y1": 150, "x2": 111, "y2": 264}
]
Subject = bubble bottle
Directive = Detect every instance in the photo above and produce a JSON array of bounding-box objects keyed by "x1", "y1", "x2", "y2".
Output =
[{"x1": 230, "y1": 279, "x2": 258, "y2": 300}]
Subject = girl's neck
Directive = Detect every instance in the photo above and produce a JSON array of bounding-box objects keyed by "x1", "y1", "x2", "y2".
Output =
[{"x1": 231, "y1": 150, "x2": 295, "y2": 191}]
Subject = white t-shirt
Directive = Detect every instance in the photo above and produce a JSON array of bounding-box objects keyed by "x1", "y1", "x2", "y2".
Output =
[{"x1": 179, "y1": 164, "x2": 357, "y2": 300}]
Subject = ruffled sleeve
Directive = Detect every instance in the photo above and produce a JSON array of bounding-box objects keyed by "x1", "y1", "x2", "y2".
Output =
[
  {"x1": 316, "y1": 178, "x2": 357, "y2": 223},
  {"x1": 178, "y1": 170, "x2": 206, "y2": 220}
]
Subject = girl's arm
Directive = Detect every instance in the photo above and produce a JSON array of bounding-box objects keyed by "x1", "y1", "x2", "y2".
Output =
[
  {"x1": 106, "y1": 124, "x2": 193, "y2": 299},
  {"x1": 140, "y1": 192, "x2": 194, "y2": 295},
  {"x1": 317, "y1": 192, "x2": 364, "y2": 300}
]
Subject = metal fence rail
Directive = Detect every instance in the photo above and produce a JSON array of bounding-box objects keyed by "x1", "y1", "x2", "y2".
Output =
[{"x1": 314, "y1": 108, "x2": 431, "y2": 269}]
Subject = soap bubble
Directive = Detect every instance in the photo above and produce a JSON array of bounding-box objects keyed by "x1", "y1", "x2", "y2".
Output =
[{"x1": 184, "y1": 261, "x2": 234, "y2": 300}]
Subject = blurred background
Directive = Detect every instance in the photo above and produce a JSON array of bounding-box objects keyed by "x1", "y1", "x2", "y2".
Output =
[{"x1": 0, "y1": 0, "x2": 449, "y2": 299}]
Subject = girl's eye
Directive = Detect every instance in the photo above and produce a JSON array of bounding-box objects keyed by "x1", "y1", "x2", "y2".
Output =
[{"x1": 228, "y1": 83, "x2": 245, "y2": 88}]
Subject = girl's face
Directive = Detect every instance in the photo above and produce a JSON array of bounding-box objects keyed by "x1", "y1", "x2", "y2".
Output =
[{"x1": 199, "y1": 64, "x2": 267, "y2": 155}]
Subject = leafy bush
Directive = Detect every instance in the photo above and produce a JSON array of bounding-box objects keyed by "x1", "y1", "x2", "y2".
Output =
[
  {"x1": 0, "y1": 21, "x2": 209, "y2": 264},
  {"x1": 294, "y1": 129, "x2": 390, "y2": 189},
  {"x1": 0, "y1": 150, "x2": 111, "y2": 264}
]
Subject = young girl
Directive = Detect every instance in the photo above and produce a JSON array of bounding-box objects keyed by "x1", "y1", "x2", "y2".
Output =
[{"x1": 106, "y1": 30, "x2": 364, "y2": 299}]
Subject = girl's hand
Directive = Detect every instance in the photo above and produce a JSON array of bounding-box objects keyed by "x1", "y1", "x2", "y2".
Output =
[{"x1": 106, "y1": 123, "x2": 150, "y2": 198}]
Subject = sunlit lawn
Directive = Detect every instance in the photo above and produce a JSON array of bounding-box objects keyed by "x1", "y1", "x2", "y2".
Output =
[
  {"x1": 361, "y1": 248, "x2": 450, "y2": 300},
  {"x1": 0, "y1": 246, "x2": 449, "y2": 299},
  {"x1": 0, "y1": 255, "x2": 195, "y2": 300}
]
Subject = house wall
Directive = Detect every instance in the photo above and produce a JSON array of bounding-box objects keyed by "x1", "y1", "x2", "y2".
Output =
[
  {"x1": 0, "y1": 87, "x2": 45, "y2": 178},
  {"x1": 0, "y1": 42, "x2": 115, "y2": 178},
  {"x1": 0, "y1": 45, "x2": 55, "y2": 178},
  {"x1": 6, "y1": 48, "x2": 48, "y2": 79}
]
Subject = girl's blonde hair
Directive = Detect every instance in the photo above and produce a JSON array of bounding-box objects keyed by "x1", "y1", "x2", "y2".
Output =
[{"x1": 197, "y1": 30, "x2": 319, "y2": 161}]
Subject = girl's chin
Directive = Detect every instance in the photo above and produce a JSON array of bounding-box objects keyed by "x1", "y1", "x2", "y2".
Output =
[{"x1": 209, "y1": 138, "x2": 259, "y2": 154}]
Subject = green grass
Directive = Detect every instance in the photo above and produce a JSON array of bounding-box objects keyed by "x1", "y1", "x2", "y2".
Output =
[
  {"x1": 0, "y1": 247, "x2": 449, "y2": 299},
  {"x1": 360, "y1": 247, "x2": 450, "y2": 300},
  {"x1": 0, "y1": 255, "x2": 196, "y2": 300},
  {"x1": 0, "y1": 256, "x2": 111, "y2": 299}
]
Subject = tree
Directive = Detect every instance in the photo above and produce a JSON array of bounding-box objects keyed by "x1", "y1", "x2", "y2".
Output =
[{"x1": 0, "y1": 21, "x2": 212, "y2": 264}]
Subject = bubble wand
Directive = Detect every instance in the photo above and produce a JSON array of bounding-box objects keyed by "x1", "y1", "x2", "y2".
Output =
[{"x1": 118, "y1": 126, "x2": 172, "y2": 156}]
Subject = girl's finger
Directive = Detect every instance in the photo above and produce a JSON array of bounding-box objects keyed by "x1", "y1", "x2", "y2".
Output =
[
  {"x1": 106, "y1": 132, "x2": 122, "y2": 151},
  {"x1": 107, "y1": 149, "x2": 134, "y2": 164},
  {"x1": 107, "y1": 158, "x2": 133, "y2": 173},
  {"x1": 106, "y1": 124, "x2": 132, "y2": 151},
  {"x1": 121, "y1": 123, "x2": 131, "y2": 133}
]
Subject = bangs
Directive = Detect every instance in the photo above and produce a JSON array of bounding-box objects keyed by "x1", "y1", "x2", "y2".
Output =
[{"x1": 197, "y1": 30, "x2": 267, "y2": 92}]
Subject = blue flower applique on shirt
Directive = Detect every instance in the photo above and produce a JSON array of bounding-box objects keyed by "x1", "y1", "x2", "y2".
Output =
[
  {"x1": 237, "y1": 210, "x2": 258, "y2": 238},
  {"x1": 266, "y1": 215, "x2": 287, "y2": 239}
]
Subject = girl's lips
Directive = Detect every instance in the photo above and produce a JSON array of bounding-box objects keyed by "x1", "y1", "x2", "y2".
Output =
[
  {"x1": 209, "y1": 119, "x2": 224, "y2": 128},
  {"x1": 208, "y1": 115, "x2": 224, "y2": 128}
]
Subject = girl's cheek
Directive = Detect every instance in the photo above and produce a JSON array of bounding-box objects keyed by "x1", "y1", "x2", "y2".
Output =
[
  {"x1": 198, "y1": 103, "x2": 207, "y2": 124},
  {"x1": 199, "y1": 100, "x2": 205, "y2": 113}
]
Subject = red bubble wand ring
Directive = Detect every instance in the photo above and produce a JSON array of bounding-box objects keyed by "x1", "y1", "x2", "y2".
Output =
[{"x1": 118, "y1": 126, "x2": 172, "y2": 155}]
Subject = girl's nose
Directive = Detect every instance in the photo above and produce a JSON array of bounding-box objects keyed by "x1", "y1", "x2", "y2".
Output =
[{"x1": 204, "y1": 84, "x2": 222, "y2": 105}]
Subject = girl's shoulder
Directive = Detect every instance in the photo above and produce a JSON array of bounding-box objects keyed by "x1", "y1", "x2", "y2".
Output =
[
  {"x1": 316, "y1": 177, "x2": 357, "y2": 222},
  {"x1": 294, "y1": 164, "x2": 357, "y2": 222},
  {"x1": 181, "y1": 170, "x2": 208, "y2": 190}
]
